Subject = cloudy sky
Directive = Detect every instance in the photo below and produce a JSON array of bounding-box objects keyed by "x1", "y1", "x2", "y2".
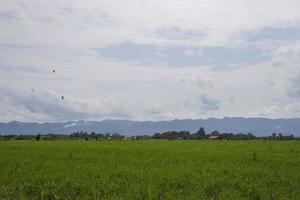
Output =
[{"x1": 1, "y1": 0, "x2": 300, "y2": 122}]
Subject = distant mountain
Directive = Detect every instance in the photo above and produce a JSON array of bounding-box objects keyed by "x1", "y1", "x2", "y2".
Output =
[{"x1": 1, "y1": 117, "x2": 300, "y2": 136}]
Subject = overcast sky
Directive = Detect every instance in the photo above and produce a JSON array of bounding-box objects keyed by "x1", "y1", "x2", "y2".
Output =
[{"x1": 1, "y1": 0, "x2": 300, "y2": 122}]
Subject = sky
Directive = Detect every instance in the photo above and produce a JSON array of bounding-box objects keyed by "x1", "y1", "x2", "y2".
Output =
[{"x1": 1, "y1": 0, "x2": 300, "y2": 122}]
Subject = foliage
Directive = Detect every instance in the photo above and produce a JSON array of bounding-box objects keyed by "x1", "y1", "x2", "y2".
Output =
[
  {"x1": 35, "y1": 134, "x2": 41, "y2": 141},
  {"x1": 0, "y1": 127, "x2": 297, "y2": 141}
]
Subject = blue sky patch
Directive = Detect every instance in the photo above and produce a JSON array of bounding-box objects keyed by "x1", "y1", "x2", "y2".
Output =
[{"x1": 96, "y1": 43, "x2": 270, "y2": 68}]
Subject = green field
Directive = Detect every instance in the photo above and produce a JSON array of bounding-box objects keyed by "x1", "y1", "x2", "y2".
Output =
[{"x1": 0, "y1": 140, "x2": 300, "y2": 200}]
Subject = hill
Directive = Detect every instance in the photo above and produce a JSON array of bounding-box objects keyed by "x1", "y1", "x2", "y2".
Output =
[{"x1": 1, "y1": 117, "x2": 300, "y2": 136}]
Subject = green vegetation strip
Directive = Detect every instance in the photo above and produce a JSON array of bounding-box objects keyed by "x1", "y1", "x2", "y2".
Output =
[{"x1": 0, "y1": 140, "x2": 300, "y2": 200}]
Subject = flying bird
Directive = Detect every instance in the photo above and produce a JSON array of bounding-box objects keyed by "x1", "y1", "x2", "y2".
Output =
[
  {"x1": 61, "y1": 96, "x2": 64, "y2": 100},
  {"x1": 31, "y1": 89, "x2": 36, "y2": 92},
  {"x1": 52, "y1": 69, "x2": 55, "y2": 73}
]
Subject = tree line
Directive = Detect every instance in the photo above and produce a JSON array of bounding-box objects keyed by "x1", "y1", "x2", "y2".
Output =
[
  {"x1": 152, "y1": 128, "x2": 257, "y2": 140},
  {"x1": 0, "y1": 127, "x2": 297, "y2": 141}
]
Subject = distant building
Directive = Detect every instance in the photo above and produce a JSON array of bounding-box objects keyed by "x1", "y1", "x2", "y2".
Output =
[{"x1": 208, "y1": 135, "x2": 220, "y2": 139}]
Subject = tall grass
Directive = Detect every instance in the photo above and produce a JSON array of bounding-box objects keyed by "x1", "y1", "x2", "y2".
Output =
[{"x1": 0, "y1": 140, "x2": 300, "y2": 199}]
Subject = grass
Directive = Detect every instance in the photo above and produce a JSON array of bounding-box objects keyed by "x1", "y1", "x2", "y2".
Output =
[{"x1": 0, "y1": 140, "x2": 300, "y2": 199}]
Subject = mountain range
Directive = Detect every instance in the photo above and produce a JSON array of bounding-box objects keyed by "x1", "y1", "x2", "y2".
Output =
[{"x1": 1, "y1": 117, "x2": 300, "y2": 136}]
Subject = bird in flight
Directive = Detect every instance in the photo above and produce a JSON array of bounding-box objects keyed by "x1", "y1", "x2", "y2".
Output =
[
  {"x1": 31, "y1": 89, "x2": 36, "y2": 92},
  {"x1": 61, "y1": 96, "x2": 64, "y2": 100},
  {"x1": 52, "y1": 69, "x2": 55, "y2": 73}
]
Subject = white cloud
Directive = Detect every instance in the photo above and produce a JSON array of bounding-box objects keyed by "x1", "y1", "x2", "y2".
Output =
[
  {"x1": 184, "y1": 49, "x2": 196, "y2": 57},
  {"x1": 1, "y1": 0, "x2": 300, "y2": 48},
  {"x1": 256, "y1": 103, "x2": 300, "y2": 118},
  {"x1": 178, "y1": 74, "x2": 214, "y2": 91},
  {"x1": 286, "y1": 72, "x2": 300, "y2": 98}
]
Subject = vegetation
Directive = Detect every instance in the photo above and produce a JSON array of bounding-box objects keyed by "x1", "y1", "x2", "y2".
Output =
[
  {"x1": 0, "y1": 140, "x2": 300, "y2": 199},
  {"x1": 0, "y1": 127, "x2": 296, "y2": 141}
]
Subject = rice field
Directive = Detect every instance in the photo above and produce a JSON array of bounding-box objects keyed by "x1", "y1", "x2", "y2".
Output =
[{"x1": 0, "y1": 140, "x2": 300, "y2": 200}]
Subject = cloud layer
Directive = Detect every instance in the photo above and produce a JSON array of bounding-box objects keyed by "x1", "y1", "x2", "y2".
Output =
[{"x1": 1, "y1": 0, "x2": 300, "y2": 122}]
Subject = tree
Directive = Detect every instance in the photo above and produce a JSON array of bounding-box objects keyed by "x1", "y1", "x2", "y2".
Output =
[
  {"x1": 90, "y1": 132, "x2": 96, "y2": 137},
  {"x1": 36, "y1": 134, "x2": 41, "y2": 141},
  {"x1": 90, "y1": 132, "x2": 97, "y2": 140},
  {"x1": 246, "y1": 133, "x2": 255, "y2": 139},
  {"x1": 196, "y1": 127, "x2": 206, "y2": 138},
  {"x1": 210, "y1": 130, "x2": 220, "y2": 136}
]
